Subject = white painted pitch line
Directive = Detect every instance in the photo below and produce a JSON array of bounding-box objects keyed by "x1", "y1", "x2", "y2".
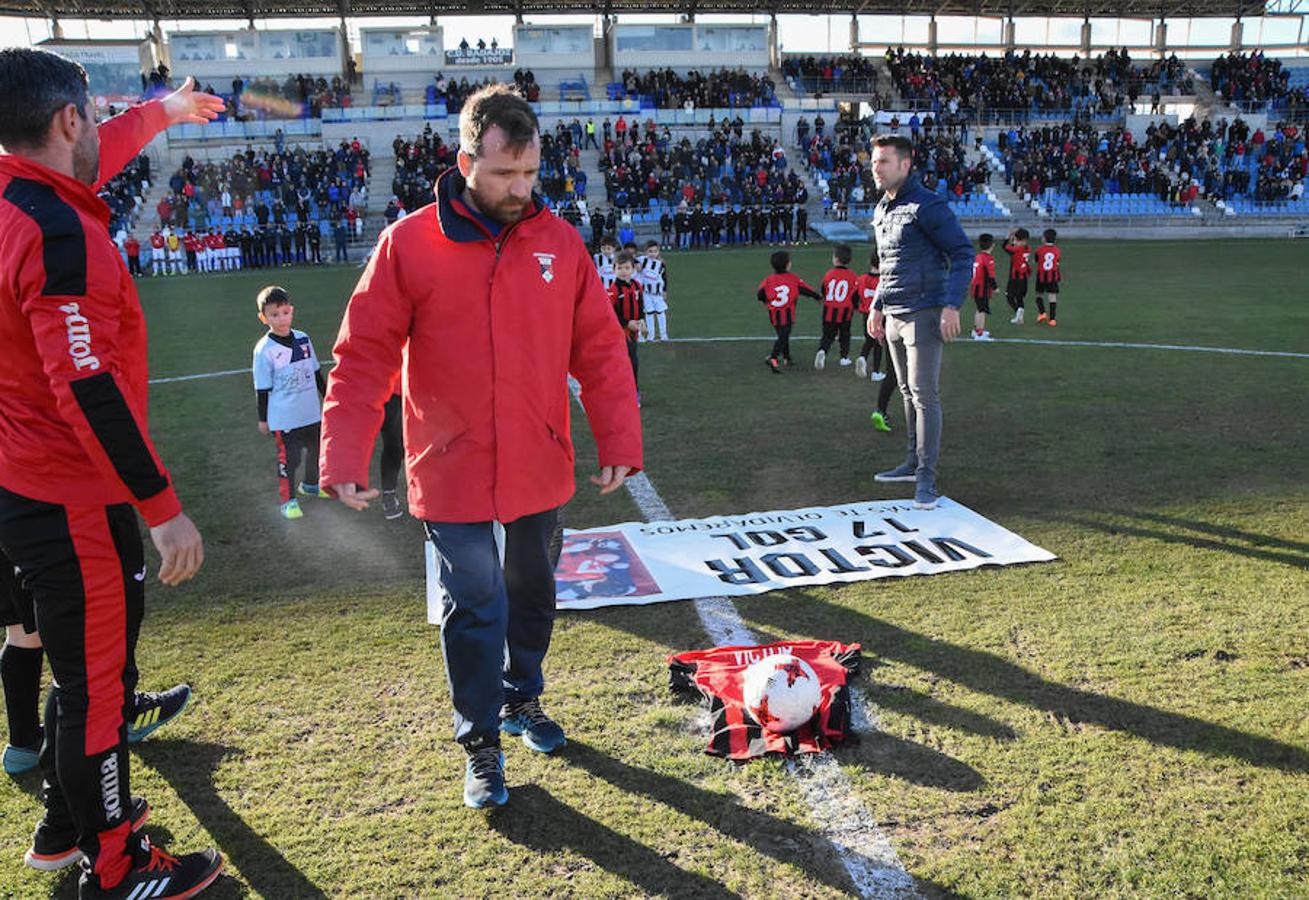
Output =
[
  {"x1": 661, "y1": 334, "x2": 1309, "y2": 360},
  {"x1": 146, "y1": 335, "x2": 1306, "y2": 385},
  {"x1": 572, "y1": 381, "x2": 918, "y2": 898}
]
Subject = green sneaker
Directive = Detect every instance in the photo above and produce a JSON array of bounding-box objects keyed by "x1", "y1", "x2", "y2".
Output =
[
  {"x1": 280, "y1": 499, "x2": 303, "y2": 519},
  {"x1": 870, "y1": 411, "x2": 892, "y2": 433}
]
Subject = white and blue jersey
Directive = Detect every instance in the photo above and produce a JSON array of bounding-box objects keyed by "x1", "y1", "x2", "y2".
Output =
[{"x1": 253, "y1": 329, "x2": 322, "y2": 432}]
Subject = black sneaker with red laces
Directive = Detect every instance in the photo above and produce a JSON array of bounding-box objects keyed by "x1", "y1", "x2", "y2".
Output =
[{"x1": 78, "y1": 837, "x2": 223, "y2": 900}]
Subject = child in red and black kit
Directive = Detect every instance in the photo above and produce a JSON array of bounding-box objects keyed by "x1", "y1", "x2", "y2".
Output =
[
  {"x1": 609, "y1": 251, "x2": 645, "y2": 398},
  {"x1": 970, "y1": 233, "x2": 998, "y2": 340},
  {"x1": 1034, "y1": 228, "x2": 1062, "y2": 327},
  {"x1": 1004, "y1": 227, "x2": 1031, "y2": 325},
  {"x1": 855, "y1": 250, "x2": 885, "y2": 380},
  {"x1": 815, "y1": 243, "x2": 858, "y2": 370},
  {"x1": 756, "y1": 250, "x2": 820, "y2": 374}
]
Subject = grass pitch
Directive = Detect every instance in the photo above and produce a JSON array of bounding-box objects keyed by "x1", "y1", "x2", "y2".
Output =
[{"x1": 2, "y1": 238, "x2": 1308, "y2": 898}]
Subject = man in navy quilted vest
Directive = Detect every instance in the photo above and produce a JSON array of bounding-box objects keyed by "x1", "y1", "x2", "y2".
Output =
[{"x1": 867, "y1": 134, "x2": 974, "y2": 509}]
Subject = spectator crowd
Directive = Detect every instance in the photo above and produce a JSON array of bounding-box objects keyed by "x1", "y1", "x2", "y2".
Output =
[
  {"x1": 1210, "y1": 51, "x2": 1307, "y2": 119},
  {"x1": 995, "y1": 116, "x2": 1307, "y2": 206},
  {"x1": 882, "y1": 47, "x2": 1192, "y2": 120},
  {"x1": 613, "y1": 67, "x2": 778, "y2": 109}
]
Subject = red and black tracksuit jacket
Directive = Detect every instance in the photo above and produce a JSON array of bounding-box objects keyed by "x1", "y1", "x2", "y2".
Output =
[{"x1": 0, "y1": 100, "x2": 174, "y2": 889}]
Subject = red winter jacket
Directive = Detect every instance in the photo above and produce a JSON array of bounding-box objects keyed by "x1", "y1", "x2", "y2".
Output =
[
  {"x1": 321, "y1": 169, "x2": 643, "y2": 524},
  {"x1": 0, "y1": 100, "x2": 182, "y2": 525}
]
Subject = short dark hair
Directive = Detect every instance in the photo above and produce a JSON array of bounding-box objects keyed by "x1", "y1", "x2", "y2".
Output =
[
  {"x1": 623, "y1": 241, "x2": 638, "y2": 252},
  {"x1": 1014, "y1": 227, "x2": 1030, "y2": 241},
  {"x1": 1043, "y1": 228, "x2": 1058, "y2": 243},
  {"x1": 868, "y1": 250, "x2": 880, "y2": 269},
  {"x1": 257, "y1": 285, "x2": 292, "y2": 314},
  {"x1": 0, "y1": 48, "x2": 90, "y2": 151},
  {"x1": 833, "y1": 243, "x2": 853, "y2": 265},
  {"x1": 978, "y1": 233, "x2": 994, "y2": 250},
  {"x1": 458, "y1": 84, "x2": 538, "y2": 158},
  {"x1": 644, "y1": 239, "x2": 660, "y2": 250},
  {"x1": 601, "y1": 234, "x2": 617, "y2": 248},
  {"x1": 614, "y1": 250, "x2": 637, "y2": 268},
  {"x1": 770, "y1": 250, "x2": 790, "y2": 273},
  {"x1": 871, "y1": 134, "x2": 913, "y2": 160}
]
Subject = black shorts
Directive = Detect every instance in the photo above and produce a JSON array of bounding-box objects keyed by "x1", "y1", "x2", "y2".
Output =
[
  {"x1": 1036, "y1": 279, "x2": 1060, "y2": 294},
  {"x1": 1006, "y1": 278, "x2": 1028, "y2": 302},
  {"x1": 972, "y1": 291, "x2": 993, "y2": 315},
  {"x1": 0, "y1": 547, "x2": 36, "y2": 634}
]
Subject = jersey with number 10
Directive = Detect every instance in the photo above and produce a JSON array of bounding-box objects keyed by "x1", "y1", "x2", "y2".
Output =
[
  {"x1": 820, "y1": 267, "x2": 858, "y2": 324},
  {"x1": 1035, "y1": 243, "x2": 1062, "y2": 284},
  {"x1": 757, "y1": 272, "x2": 816, "y2": 327}
]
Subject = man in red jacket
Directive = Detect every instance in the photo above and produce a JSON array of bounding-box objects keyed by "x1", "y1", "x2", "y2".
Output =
[
  {"x1": 0, "y1": 49, "x2": 225, "y2": 899},
  {"x1": 321, "y1": 85, "x2": 642, "y2": 810}
]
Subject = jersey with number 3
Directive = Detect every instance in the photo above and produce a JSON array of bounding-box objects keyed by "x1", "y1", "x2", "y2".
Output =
[
  {"x1": 1035, "y1": 243, "x2": 1062, "y2": 284},
  {"x1": 820, "y1": 267, "x2": 858, "y2": 324},
  {"x1": 757, "y1": 273, "x2": 816, "y2": 327}
]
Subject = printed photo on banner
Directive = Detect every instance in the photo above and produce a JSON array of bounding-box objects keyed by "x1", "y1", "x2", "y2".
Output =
[{"x1": 546, "y1": 498, "x2": 1057, "y2": 610}]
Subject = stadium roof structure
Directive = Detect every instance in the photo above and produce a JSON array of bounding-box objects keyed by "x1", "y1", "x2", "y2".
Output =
[{"x1": 5, "y1": 0, "x2": 1272, "y2": 20}]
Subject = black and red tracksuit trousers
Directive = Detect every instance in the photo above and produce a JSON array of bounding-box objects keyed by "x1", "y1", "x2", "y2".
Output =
[{"x1": 0, "y1": 486, "x2": 142, "y2": 888}]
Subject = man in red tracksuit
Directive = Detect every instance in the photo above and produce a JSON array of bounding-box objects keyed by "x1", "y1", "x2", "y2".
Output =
[
  {"x1": 321, "y1": 85, "x2": 642, "y2": 810},
  {"x1": 0, "y1": 49, "x2": 225, "y2": 900}
]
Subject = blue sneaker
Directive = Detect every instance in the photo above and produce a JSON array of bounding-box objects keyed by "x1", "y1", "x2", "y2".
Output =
[
  {"x1": 297, "y1": 482, "x2": 323, "y2": 499},
  {"x1": 914, "y1": 481, "x2": 941, "y2": 510},
  {"x1": 3, "y1": 741, "x2": 39, "y2": 775},
  {"x1": 127, "y1": 684, "x2": 191, "y2": 744},
  {"x1": 463, "y1": 739, "x2": 508, "y2": 809},
  {"x1": 874, "y1": 460, "x2": 919, "y2": 483},
  {"x1": 500, "y1": 698, "x2": 567, "y2": 753}
]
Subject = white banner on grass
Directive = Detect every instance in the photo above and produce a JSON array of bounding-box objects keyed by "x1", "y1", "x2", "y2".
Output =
[{"x1": 427, "y1": 498, "x2": 1055, "y2": 617}]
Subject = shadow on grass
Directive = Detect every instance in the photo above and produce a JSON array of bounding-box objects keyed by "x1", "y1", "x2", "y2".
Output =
[
  {"x1": 866, "y1": 682, "x2": 1018, "y2": 742},
  {"x1": 751, "y1": 591, "x2": 1309, "y2": 774},
  {"x1": 561, "y1": 739, "x2": 869, "y2": 893},
  {"x1": 488, "y1": 783, "x2": 741, "y2": 899},
  {"x1": 136, "y1": 740, "x2": 325, "y2": 899},
  {"x1": 1071, "y1": 509, "x2": 1309, "y2": 571}
]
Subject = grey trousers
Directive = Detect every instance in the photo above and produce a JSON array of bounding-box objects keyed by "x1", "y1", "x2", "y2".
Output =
[{"x1": 885, "y1": 306, "x2": 944, "y2": 486}]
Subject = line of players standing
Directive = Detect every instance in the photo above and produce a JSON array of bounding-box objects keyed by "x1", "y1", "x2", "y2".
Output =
[
  {"x1": 664, "y1": 204, "x2": 812, "y2": 249},
  {"x1": 122, "y1": 222, "x2": 351, "y2": 277}
]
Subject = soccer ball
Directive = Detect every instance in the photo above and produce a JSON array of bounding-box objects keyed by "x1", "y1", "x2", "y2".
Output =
[{"x1": 741, "y1": 653, "x2": 821, "y2": 733}]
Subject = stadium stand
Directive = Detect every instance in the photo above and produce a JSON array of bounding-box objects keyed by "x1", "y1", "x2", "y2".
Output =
[
  {"x1": 609, "y1": 68, "x2": 779, "y2": 109},
  {"x1": 799, "y1": 122, "x2": 1009, "y2": 220},
  {"x1": 881, "y1": 47, "x2": 1194, "y2": 122},
  {"x1": 782, "y1": 54, "x2": 881, "y2": 97},
  {"x1": 100, "y1": 154, "x2": 152, "y2": 238}
]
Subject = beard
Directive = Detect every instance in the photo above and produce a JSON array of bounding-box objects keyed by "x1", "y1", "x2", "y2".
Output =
[
  {"x1": 464, "y1": 180, "x2": 530, "y2": 226},
  {"x1": 72, "y1": 124, "x2": 99, "y2": 186}
]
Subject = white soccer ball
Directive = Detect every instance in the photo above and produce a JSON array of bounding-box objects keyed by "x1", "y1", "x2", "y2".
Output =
[{"x1": 741, "y1": 653, "x2": 821, "y2": 733}]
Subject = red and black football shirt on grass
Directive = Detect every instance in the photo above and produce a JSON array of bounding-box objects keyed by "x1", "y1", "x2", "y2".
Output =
[{"x1": 668, "y1": 640, "x2": 861, "y2": 760}]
